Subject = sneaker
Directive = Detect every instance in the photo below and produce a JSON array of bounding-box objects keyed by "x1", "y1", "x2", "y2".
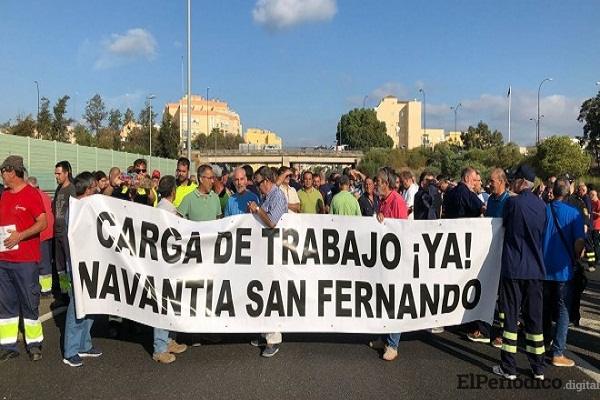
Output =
[
  {"x1": 467, "y1": 330, "x2": 491, "y2": 343},
  {"x1": 383, "y1": 346, "x2": 398, "y2": 361},
  {"x1": 492, "y1": 337, "x2": 503, "y2": 349},
  {"x1": 492, "y1": 365, "x2": 516, "y2": 380},
  {"x1": 369, "y1": 338, "x2": 385, "y2": 350},
  {"x1": 153, "y1": 352, "x2": 176, "y2": 364},
  {"x1": 250, "y1": 337, "x2": 266, "y2": 347},
  {"x1": 261, "y1": 345, "x2": 279, "y2": 358},
  {"x1": 63, "y1": 354, "x2": 83, "y2": 367},
  {"x1": 29, "y1": 346, "x2": 42, "y2": 362},
  {"x1": 79, "y1": 347, "x2": 102, "y2": 358},
  {"x1": 167, "y1": 340, "x2": 187, "y2": 354},
  {"x1": 429, "y1": 327, "x2": 445, "y2": 334},
  {"x1": 0, "y1": 349, "x2": 19, "y2": 362},
  {"x1": 552, "y1": 355, "x2": 575, "y2": 367}
]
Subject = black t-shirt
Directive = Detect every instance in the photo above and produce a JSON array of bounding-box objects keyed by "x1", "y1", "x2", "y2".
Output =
[
  {"x1": 53, "y1": 183, "x2": 76, "y2": 236},
  {"x1": 358, "y1": 193, "x2": 379, "y2": 216},
  {"x1": 111, "y1": 185, "x2": 131, "y2": 201}
]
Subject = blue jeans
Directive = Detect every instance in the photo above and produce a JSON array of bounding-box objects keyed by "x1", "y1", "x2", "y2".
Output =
[
  {"x1": 385, "y1": 333, "x2": 401, "y2": 349},
  {"x1": 63, "y1": 287, "x2": 94, "y2": 358},
  {"x1": 543, "y1": 280, "x2": 573, "y2": 357},
  {"x1": 153, "y1": 328, "x2": 171, "y2": 354}
]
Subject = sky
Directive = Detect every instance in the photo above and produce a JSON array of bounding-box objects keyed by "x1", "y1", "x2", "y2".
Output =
[{"x1": 1, "y1": 0, "x2": 599, "y2": 147}]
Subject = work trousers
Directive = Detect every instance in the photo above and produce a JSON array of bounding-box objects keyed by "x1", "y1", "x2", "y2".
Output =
[{"x1": 500, "y1": 278, "x2": 545, "y2": 375}]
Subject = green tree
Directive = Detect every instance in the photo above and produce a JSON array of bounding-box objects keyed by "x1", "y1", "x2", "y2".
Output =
[
  {"x1": 51, "y1": 95, "x2": 72, "y2": 142},
  {"x1": 37, "y1": 97, "x2": 52, "y2": 139},
  {"x1": 577, "y1": 91, "x2": 600, "y2": 165},
  {"x1": 138, "y1": 103, "x2": 157, "y2": 129},
  {"x1": 96, "y1": 127, "x2": 121, "y2": 150},
  {"x1": 192, "y1": 128, "x2": 244, "y2": 151},
  {"x1": 337, "y1": 108, "x2": 392, "y2": 151},
  {"x1": 123, "y1": 108, "x2": 136, "y2": 125},
  {"x1": 461, "y1": 121, "x2": 504, "y2": 150},
  {"x1": 157, "y1": 112, "x2": 180, "y2": 158},
  {"x1": 84, "y1": 94, "x2": 107, "y2": 134},
  {"x1": 483, "y1": 143, "x2": 524, "y2": 170},
  {"x1": 532, "y1": 135, "x2": 591, "y2": 179},
  {"x1": 8, "y1": 115, "x2": 36, "y2": 137},
  {"x1": 74, "y1": 124, "x2": 94, "y2": 147},
  {"x1": 108, "y1": 109, "x2": 122, "y2": 131}
]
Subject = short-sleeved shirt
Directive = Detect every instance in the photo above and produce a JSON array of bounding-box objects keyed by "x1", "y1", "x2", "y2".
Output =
[
  {"x1": 53, "y1": 183, "x2": 76, "y2": 236},
  {"x1": 359, "y1": 193, "x2": 379, "y2": 217},
  {"x1": 177, "y1": 190, "x2": 222, "y2": 221},
  {"x1": 38, "y1": 189, "x2": 54, "y2": 242},
  {"x1": 443, "y1": 182, "x2": 483, "y2": 219},
  {"x1": 485, "y1": 191, "x2": 510, "y2": 218},
  {"x1": 543, "y1": 201, "x2": 585, "y2": 282},
  {"x1": 330, "y1": 190, "x2": 361, "y2": 216},
  {"x1": 261, "y1": 186, "x2": 288, "y2": 225},
  {"x1": 279, "y1": 185, "x2": 300, "y2": 211},
  {"x1": 379, "y1": 190, "x2": 408, "y2": 220},
  {"x1": 225, "y1": 190, "x2": 260, "y2": 217},
  {"x1": 174, "y1": 181, "x2": 198, "y2": 208},
  {"x1": 217, "y1": 188, "x2": 230, "y2": 214},
  {"x1": 592, "y1": 199, "x2": 600, "y2": 231},
  {"x1": 157, "y1": 199, "x2": 178, "y2": 215},
  {"x1": 298, "y1": 188, "x2": 324, "y2": 214},
  {"x1": 0, "y1": 184, "x2": 45, "y2": 263},
  {"x1": 502, "y1": 189, "x2": 547, "y2": 280}
]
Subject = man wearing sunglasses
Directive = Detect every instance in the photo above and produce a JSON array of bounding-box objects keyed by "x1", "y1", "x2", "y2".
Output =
[{"x1": 177, "y1": 164, "x2": 222, "y2": 222}]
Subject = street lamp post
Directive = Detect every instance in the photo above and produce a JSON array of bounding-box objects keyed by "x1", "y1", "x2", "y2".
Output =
[
  {"x1": 34, "y1": 81, "x2": 40, "y2": 121},
  {"x1": 537, "y1": 78, "x2": 552, "y2": 144},
  {"x1": 419, "y1": 88, "x2": 426, "y2": 145},
  {"x1": 186, "y1": 0, "x2": 192, "y2": 161},
  {"x1": 147, "y1": 94, "x2": 156, "y2": 165},
  {"x1": 363, "y1": 95, "x2": 368, "y2": 108},
  {"x1": 450, "y1": 102, "x2": 462, "y2": 134}
]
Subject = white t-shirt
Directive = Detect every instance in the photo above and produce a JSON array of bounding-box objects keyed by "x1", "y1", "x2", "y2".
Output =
[
  {"x1": 402, "y1": 183, "x2": 419, "y2": 220},
  {"x1": 279, "y1": 184, "x2": 300, "y2": 213}
]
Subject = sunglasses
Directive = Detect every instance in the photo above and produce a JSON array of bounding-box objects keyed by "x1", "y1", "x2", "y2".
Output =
[{"x1": 135, "y1": 168, "x2": 147, "y2": 173}]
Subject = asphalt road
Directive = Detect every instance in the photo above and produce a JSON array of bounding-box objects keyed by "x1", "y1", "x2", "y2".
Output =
[{"x1": 1, "y1": 273, "x2": 599, "y2": 400}]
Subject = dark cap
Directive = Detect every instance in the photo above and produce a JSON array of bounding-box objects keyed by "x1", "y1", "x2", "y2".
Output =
[
  {"x1": 514, "y1": 164, "x2": 536, "y2": 182},
  {"x1": 1, "y1": 155, "x2": 25, "y2": 172}
]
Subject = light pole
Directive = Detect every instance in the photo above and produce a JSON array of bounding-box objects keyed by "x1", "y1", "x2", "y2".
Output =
[
  {"x1": 186, "y1": 0, "x2": 192, "y2": 161},
  {"x1": 34, "y1": 80, "x2": 40, "y2": 121},
  {"x1": 147, "y1": 94, "x2": 156, "y2": 164},
  {"x1": 450, "y1": 102, "x2": 462, "y2": 134},
  {"x1": 419, "y1": 88, "x2": 426, "y2": 144},
  {"x1": 207, "y1": 87, "x2": 214, "y2": 153},
  {"x1": 537, "y1": 78, "x2": 552, "y2": 144},
  {"x1": 363, "y1": 95, "x2": 368, "y2": 108}
]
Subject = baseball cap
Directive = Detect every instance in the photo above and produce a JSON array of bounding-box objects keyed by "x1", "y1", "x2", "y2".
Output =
[
  {"x1": 1, "y1": 155, "x2": 25, "y2": 172},
  {"x1": 513, "y1": 164, "x2": 536, "y2": 182},
  {"x1": 152, "y1": 170, "x2": 161, "y2": 179}
]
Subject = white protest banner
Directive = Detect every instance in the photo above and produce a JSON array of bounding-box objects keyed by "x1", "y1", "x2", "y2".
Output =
[{"x1": 68, "y1": 195, "x2": 503, "y2": 333}]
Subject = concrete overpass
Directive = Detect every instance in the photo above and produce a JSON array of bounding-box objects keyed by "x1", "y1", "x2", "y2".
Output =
[{"x1": 190, "y1": 149, "x2": 364, "y2": 169}]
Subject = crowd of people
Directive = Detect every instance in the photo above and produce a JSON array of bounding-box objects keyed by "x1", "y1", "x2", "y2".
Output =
[{"x1": 0, "y1": 154, "x2": 594, "y2": 381}]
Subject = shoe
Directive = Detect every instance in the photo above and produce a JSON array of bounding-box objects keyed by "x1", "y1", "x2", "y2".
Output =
[
  {"x1": 153, "y1": 352, "x2": 176, "y2": 364},
  {"x1": 29, "y1": 346, "x2": 42, "y2": 361},
  {"x1": 79, "y1": 347, "x2": 102, "y2": 358},
  {"x1": 429, "y1": 327, "x2": 445, "y2": 334},
  {"x1": 383, "y1": 346, "x2": 398, "y2": 361},
  {"x1": 492, "y1": 337, "x2": 503, "y2": 349},
  {"x1": 251, "y1": 337, "x2": 266, "y2": 347},
  {"x1": 261, "y1": 345, "x2": 279, "y2": 358},
  {"x1": 0, "y1": 349, "x2": 19, "y2": 362},
  {"x1": 552, "y1": 355, "x2": 575, "y2": 367},
  {"x1": 167, "y1": 340, "x2": 187, "y2": 354},
  {"x1": 492, "y1": 365, "x2": 516, "y2": 380},
  {"x1": 369, "y1": 338, "x2": 385, "y2": 350},
  {"x1": 63, "y1": 354, "x2": 83, "y2": 367},
  {"x1": 467, "y1": 330, "x2": 490, "y2": 343}
]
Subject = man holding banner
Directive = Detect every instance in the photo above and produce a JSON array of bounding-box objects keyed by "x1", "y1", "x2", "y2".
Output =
[{"x1": 248, "y1": 166, "x2": 288, "y2": 357}]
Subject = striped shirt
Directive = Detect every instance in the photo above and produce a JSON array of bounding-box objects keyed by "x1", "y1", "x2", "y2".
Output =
[{"x1": 261, "y1": 185, "x2": 288, "y2": 225}]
